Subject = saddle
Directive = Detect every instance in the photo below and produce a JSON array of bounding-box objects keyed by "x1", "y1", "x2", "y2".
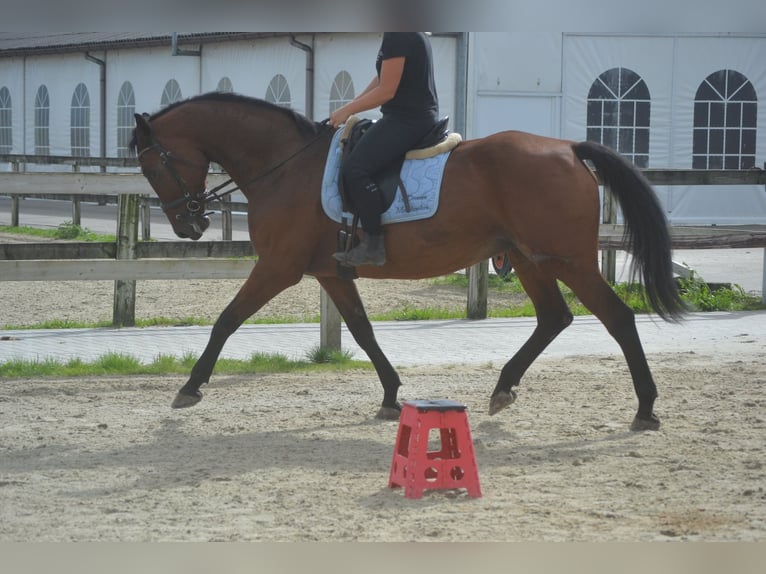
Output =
[
  {"x1": 334, "y1": 115, "x2": 460, "y2": 278},
  {"x1": 338, "y1": 115, "x2": 457, "y2": 214}
]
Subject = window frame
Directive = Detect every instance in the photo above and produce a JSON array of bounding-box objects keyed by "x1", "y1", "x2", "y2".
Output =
[
  {"x1": 586, "y1": 67, "x2": 651, "y2": 168},
  {"x1": 0, "y1": 86, "x2": 12, "y2": 154},
  {"x1": 692, "y1": 69, "x2": 757, "y2": 170},
  {"x1": 329, "y1": 71, "x2": 355, "y2": 114},
  {"x1": 265, "y1": 74, "x2": 291, "y2": 108},
  {"x1": 216, "y1": 77, "x2": 234, "y2": 93},
  {"x1": 70, "y1": 82, "x2": 91, "y2": 157},
  {"x1": 34, "y1": 85, "x2": 50, "y2": 156},
  {"x1": 161, "y1": 79, "x2": 183, "y2": 107},
  {"x1": 117, "y1": 81, "x2": 136, "y2": 158}
]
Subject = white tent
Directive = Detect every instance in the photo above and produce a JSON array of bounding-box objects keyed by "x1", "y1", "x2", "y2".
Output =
[{"x1": 1, "y1": 30, "x2": 764, "y2": 223}]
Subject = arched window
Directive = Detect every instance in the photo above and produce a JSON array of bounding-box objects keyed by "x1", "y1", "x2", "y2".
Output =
[
  {"x1": 587, "y1": 67, "x2": 650, "y2": 167},
  {"x1": 161, "y1": 79, "x2": 183, "y2": 107},
  {"x1": 117, "y1": 82, "x2": 135, "y2": 158},
  {"x1": 216, "y1": 77, "x2": 233, "y2": 93},
  {"x1": 70, "y1": 83, "x2": 90, "y2": 157},
  {"x1": 0, "y1": 87, "x2": 11, "y2": 154},
  {"x1": 329, "y1": 71, "x2": 354, "y2": 114},
  {"x1": 265, "y1": 74, "x2": 291, "y2": 108},
  {"x1": 693, "y1": 70, "x2": 757, "y2": 170},
  {"x1": 34, "y1": 85, "x2": 50, "y2": 155}
]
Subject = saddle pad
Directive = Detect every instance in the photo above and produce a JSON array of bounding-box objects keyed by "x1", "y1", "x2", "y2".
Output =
[{"x1": 321, "y1": 128, "x2": 452, "y2": 227}]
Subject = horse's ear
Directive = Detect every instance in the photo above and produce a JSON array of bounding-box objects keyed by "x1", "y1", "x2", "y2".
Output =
[{"x1": 134, "y1": 113, "x2": 152, "y2": 138}]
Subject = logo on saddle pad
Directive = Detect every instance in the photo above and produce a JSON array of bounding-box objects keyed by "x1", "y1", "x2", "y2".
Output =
[{"x1": 321, "y1": 117, "x2": 461, "y2": 227}]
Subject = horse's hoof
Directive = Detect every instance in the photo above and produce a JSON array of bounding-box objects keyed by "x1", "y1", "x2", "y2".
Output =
[
  {"x1": 171, "y1": 390, "x2": 203, "y2": 409},
  {"x1": 630, "y1": 413, "x2": 660, "y2": 431},
  {"x1": 375, "y1": 406, "x2": 401, "y2": 420},
  {"x1": 488, "y1": 390, "x2": 517, "y2": 416}
]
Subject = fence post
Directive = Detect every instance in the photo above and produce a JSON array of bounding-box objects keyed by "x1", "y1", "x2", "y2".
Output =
[
  {"x1": 601, "y1": 183, "x2": 616, "y2": 283},
  {"x1": 467, "y1": 260, "x2": 488, "y2": 319},
  {"x1": 10, "y1": 195, "x2": 20, "y2": 226},
  {"x1": 320, "y1": 289, "x2": 341, "y2": 352},
  {"x1": 221, "y1": 194, "x2": 233, "y2": 241},
  {"x1": 71, "y1": 164, "x2": 81, "y2": 226},
  {"x1": 11, "y1": 161, "x2": 20, "y2": 226},
  {"x1": 762, "y1": 248, "x2": 766, "y2": 305},
  {"x1": 140, "y1": 197, "x2": 151, "y2": 240},
  {"x1": 113, "y1": 193, "x2": 140, "y2": 326}
]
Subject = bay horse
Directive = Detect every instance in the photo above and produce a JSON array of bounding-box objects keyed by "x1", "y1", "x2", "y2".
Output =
[{"x1": 131, "y1": 92, "x2": 684, "y2": 431}]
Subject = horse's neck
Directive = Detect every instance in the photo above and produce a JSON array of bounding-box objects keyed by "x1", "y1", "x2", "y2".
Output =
[
  {"x1": 209, "y1": 116, "x2": 329, "y2": 199},
  {"x1": 206, "y1": 112, "x2": 312, "y2": 185}
]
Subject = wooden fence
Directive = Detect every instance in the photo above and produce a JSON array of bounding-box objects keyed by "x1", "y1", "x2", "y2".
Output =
[{"x1": 2, "y1": 157, "x2": 766, "y2": 348}]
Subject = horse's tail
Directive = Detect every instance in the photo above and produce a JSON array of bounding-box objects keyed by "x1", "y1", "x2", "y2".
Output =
[{"x1": 573, "y1": 140, "x2": 686, "y2": 322}]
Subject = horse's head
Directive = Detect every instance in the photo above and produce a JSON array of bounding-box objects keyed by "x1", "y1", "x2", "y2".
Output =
[{"x1": 132, "y1": 113, "x2": 211, "y2": 240}]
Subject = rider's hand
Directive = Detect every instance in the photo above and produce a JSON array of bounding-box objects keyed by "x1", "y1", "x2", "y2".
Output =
[{"x1": 329, "y1": 106, "x2": 352, "y2": 128}]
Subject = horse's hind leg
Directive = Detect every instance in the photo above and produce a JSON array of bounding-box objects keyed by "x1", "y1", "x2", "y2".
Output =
[
  {"x1": 317, "y1": 276, "x2": 403, "y2": 419},
  {"x1": 490, "y1": 264, "x2": 573, "y2": 415},
  {"x1": 560, "y1": 266, "x2": 660, "y2": 431}
]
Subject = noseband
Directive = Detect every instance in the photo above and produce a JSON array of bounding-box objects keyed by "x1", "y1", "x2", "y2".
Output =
[{"x1": 137, "y1": 139, "x2": 211, "y2": 218}]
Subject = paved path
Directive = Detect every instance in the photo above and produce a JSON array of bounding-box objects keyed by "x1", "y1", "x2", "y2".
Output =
[{"x1": 1, "y1": 312, "x2": 763, "y2": 366}]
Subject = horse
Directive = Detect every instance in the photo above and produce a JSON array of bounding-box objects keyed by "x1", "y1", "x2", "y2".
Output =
[{"x1": 131, "y1": 92, "x2": 685, "y2": 431}]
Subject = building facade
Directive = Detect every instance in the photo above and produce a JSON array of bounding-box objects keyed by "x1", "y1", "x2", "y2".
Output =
[{"x1": 1, "y1": 31, "x2": 764, "y2": 223}]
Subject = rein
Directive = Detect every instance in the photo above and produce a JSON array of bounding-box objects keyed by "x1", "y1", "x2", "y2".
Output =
[
  {"x1": 139, "y1": 120, "x2": 332, "y2": 216},
  {"x1": 208, "y1": 120, "x2": 332, "y2": 201}
]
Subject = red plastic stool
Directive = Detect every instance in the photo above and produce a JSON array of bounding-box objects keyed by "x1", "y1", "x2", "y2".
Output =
[{"x1": 389, "y1": 399, "x2": 481, "y2": 499}]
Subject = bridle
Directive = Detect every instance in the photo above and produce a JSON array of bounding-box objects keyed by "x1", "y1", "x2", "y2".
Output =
[
  {"x1": 137, "y1": 120, "x2": 332, "y2": 221},
  {"x1": 137, "y1": 139, "x2": 211, "y2": 217}
]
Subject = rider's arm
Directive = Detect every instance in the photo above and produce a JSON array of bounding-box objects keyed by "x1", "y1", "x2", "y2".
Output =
[{"x1": 329, "y1": 57, "x2": 404, "y2": 127}]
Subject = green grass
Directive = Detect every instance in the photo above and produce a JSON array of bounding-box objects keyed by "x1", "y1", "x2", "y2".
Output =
[
  {"x1": 1, "y1": 270, "x2": 763, "y2": 378},
  {"x1": 0, "y1": 222, "x2": 116, "y2": 242},
  {"x1": 433, "y1": 271, "x2": 764, "y2": 315},
  {"x1": 676, "y1": 275, "x2": 765, "y2": 312},
  {"x1": 0, "y1": 348, "x2": 370, "y2": 379},
  {"x1": 2, "y1": 272, "x2": 762, "y2": 332}
]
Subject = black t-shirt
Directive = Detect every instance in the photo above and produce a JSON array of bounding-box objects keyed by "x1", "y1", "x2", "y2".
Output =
[{"x1": 376, "y1": 32, "x2": 439, "y2": 119}]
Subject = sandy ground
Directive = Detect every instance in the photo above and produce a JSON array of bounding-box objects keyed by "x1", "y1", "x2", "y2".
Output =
[
  {"x1": 1, "y1": 348, "x2": 765, "y2": 541},
  {"x1": 1, "y1": 232, "x2": 765, "y2": 541}
]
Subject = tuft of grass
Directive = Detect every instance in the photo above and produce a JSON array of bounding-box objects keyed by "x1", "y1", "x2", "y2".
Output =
[
  {"x1": 0, "y1": 348, "x2": 372, "y2": 379},
  {"x1": 305, "y1": 345, "x2": 355, "y2": 364},
  {"x1": 2, "y1": 319, "x2": 114, "y2": 330},
  {"x1": 373, "y1": 305, "x2": 462, "y2": 322},
  {"x1": 676, "y1": 275, "x2": 765, "y2": 312},
  {"x1": 91, "y1": 352, "x2": 142, "y2": 373},
  {"x1": 0, "y1": 222, "x2": 115, "y2": 242}
]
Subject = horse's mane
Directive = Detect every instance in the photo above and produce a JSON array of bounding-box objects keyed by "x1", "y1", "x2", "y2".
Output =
[{"x1": 129, "y1": 92, "x2": 324, "y2": 154}]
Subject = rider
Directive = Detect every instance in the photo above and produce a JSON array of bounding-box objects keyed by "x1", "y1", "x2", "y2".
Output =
[{"x1": 330, "y1": 32, "x2": 440, "y2": 266}]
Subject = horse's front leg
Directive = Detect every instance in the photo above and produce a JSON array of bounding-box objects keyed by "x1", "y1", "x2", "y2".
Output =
[
  {"x1": 172, "y1": 263, "x2": 300, "y2": 409},
  {"x1": 317, "y1": 276, "x2": 403, "y2": 419}
]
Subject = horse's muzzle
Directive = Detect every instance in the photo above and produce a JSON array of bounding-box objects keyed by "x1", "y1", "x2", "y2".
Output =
[{"x1": 175, "y1": 213, "x2": 210, "y2": 240}]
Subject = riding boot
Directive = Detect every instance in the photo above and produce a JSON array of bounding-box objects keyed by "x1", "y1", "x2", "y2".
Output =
[{"x1": 333, "y1": 232, "x2": 386, "y2": 266}]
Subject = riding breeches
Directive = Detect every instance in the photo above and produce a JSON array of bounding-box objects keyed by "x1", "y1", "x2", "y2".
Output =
[{"x1": 341, "y1": 113, "x2": 438, "y2": 234}]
